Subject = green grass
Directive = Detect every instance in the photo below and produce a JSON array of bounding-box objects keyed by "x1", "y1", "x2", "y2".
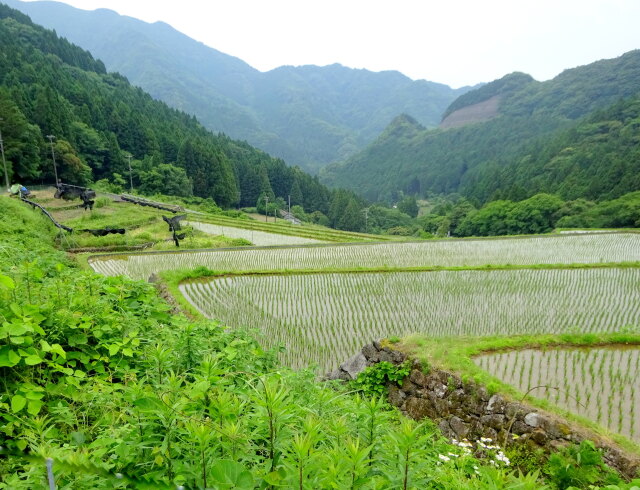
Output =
[
  {"x1": 163, "y1": 260, "x2": 640, "y2": 279},
  {"x1": 29, "y1": 190, "x2": 391, "y2": 250},
  {"x1": 29, "y1": 196, "x2": 250, "y2": 251}
]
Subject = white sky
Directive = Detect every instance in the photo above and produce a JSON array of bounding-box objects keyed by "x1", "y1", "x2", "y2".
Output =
[{"x1": 24, "y1": 0, "x2": 640, "y2": 87}]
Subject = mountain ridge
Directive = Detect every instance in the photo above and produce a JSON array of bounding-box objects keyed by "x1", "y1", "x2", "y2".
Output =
[
  {"x1": 4, "y1": 0, "x2": 471, "y2": 172},
  {"x1": 321, "y1": 50, "x2": 640, "y2": 203}
]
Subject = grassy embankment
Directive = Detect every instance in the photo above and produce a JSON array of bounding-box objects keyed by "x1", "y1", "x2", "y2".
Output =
[
  {"x1": 26, "y1": 189, "x2": 394, "y2": 255},
  {"x1": 26, "y1": 190, "x2": 248, "y2": 252}
]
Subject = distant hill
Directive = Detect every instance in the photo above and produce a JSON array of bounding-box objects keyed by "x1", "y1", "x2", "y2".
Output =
[
  {"x1": 4, "y1": 0, "x2": 472, "y2": 173},
  {"x1": 321, "y1": 50, "x2": 640, "y2": 203}
]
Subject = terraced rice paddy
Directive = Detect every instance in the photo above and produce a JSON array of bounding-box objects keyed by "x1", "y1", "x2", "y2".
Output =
[
  {"x1": 179, "y1": 268, "x2": 640, "y2": 371},
  {"x1": 89, "y1": 232, "x2": 640, "y2": 280},
  {"x1": 475, "y1": 347, "x2": 640, "y2": 443},
  {"x1": 89, "y1": 230, "x2": 640, "y2": 442},
  {"x1": 189, "y1": 221, "x2": 324, "y2": 246}
]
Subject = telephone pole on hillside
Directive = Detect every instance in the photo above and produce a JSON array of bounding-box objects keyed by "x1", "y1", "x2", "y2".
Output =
[
  {"x1": 0, "y1": 118, "x2": 9, "y2": 192},
  {"x1": 46, "y1": 135, "x2": 59, "y2": 185},
  {"x1": 125, "y1": 154, "x2": 133, "y2": 193}
]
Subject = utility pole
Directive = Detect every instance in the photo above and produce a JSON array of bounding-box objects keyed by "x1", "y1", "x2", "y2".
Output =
[
  {"x1": 46, "y1": 135, "x2": 59, "y2": 185},
  {"x1": 125, "y1": 154, "x2": 133, "y2": 193},
  {"x1": 288, "y1": 194, "x2": 291, "y2": 214},
  {"x1": 0, "y1": 118, "x2": 9, "y2": 192},
  {"x1": 363, "y1": 207, "x2": 369, "y2": 233},
  {"x1": 264, "y1": 195, "x2": 268, "y2": 222}
]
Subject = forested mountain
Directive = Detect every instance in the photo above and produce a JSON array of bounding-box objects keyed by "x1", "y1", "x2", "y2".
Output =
[
  {"x1": 0, "y1": 3, "x2": 353, "y2": 219},
  {"x1": 322, "y1": 50, "x2": 640, "y2": 203},
  {"x1": 3, "y1": 0, "x2": 471, "y2": 173}
]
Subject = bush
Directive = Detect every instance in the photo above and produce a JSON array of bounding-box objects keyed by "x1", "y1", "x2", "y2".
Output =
[
  {"x1": 543, "y1": 440, "x2": 622, "y2": 489},
  {"x1": 353, "y1": 361, "x2": 411, "y2": 397},
  {"x1": 386, "y1": 226, "x2": 412, "y2": 236}
]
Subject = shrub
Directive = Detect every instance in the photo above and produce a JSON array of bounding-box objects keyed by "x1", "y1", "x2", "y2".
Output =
[
  {"x1": 353, "y1": 361, "x2": 411, "y2": 397},
  {"x1": 544, "y1": 440, "x2": 622, "y2": 489}
]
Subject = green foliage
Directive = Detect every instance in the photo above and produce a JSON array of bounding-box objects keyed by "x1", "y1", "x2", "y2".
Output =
[
  {"x1": 137, "y1": 162, "x2": 193, "y2": 198},
  {"x1": 418, "y1": 191, "x2": 640, "y2": 238},
  {"x1": 455, "y1": 193, "x2": 564, "y2": 237},
  {"x1": 397, "y1": 195, "x2": 419, "y2": 218},
  {"x1": 506, "y1": 443, "x2": 547, "y2": 475},
  {"x1": 558, "y1": 191, "x2": 640, "y2": 229},
  {"x1": 386, "y1": 226, "x2": 413, "y2": 236},
  {"x1": 354, "y1": 361, "x2": 411, "y2": 397},
  {"x1": 543, "y1": 441, "x2": 622, "y2": 489},
  {"x1": 367, "y1": 204, "x2": 416, "y2": 234}
]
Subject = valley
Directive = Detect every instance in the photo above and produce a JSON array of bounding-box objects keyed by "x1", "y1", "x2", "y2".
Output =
[{"x1": 2, "y1": 1, "x2": 640, "y2": 487}]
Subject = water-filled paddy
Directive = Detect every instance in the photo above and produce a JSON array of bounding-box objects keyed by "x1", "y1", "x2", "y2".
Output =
[
  {"x1": 475, "y1": 347, "x2": 640, "y2": 443},
  {"x1": 189, "y1": 221, "x2": 324, "y2": 246},
  {"x1": 90, "y1": 232, "x2": 640, "y2": 280},
  {"x1": 180, "y1": 268, "x2": 640, "y2": 372}
]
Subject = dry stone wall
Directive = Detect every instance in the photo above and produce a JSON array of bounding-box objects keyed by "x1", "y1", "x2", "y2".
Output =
[{"x1": 327, "y1": 341, "x2": 640, "y2": 479}]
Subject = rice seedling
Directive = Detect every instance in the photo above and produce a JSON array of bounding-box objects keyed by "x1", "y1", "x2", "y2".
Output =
[
  {"x1": 475, "y1": 347, "x2": 640, "y2": 443},
  {"x1": 179, "y1": 268, "x2": 640, "y2": 372},
  {"x1": 90, "y1": 232, "x2": 640, "y2": 280}
]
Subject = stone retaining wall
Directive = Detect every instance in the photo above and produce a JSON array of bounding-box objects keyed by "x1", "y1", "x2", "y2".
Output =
[{"x1": 327, "y1": 341, "x2": 640, "y2": 479}]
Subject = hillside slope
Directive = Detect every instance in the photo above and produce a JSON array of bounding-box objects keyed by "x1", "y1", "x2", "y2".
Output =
[
  {"x1": 322, "y1": 51, "x2": 640, "y2": 202},
  {"x1": 4, "y1": 0, "x2": 470, "y2": 172}
]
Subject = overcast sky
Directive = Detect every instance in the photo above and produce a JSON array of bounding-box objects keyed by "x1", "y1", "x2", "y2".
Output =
[{"x1": 24, "y1": 0, "x2": 640, "y2": 87}]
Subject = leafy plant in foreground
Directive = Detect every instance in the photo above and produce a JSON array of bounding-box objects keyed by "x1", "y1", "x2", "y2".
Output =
[{"x1": 544, "y1": 440, "x2": 623, "y2": 489}]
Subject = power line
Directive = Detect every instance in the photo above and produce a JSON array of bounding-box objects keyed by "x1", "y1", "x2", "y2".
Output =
[{"x1": 46, "y1": 135, "x2": 59, "y2": 185}]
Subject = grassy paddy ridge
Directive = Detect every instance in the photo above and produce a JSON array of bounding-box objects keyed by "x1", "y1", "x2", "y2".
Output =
[
  {"x1": 25, "y1": 190, "x2": 246, "y2": 252},
  {"x1": 188, "y1": 211, "x2": 397, "y2": 242},
  {"x1": 188, "y1": 220, "x2": 325, "y2": 246},
  {"x1": 23, "y1": 189, "x2": 385, "y2": 252}
]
